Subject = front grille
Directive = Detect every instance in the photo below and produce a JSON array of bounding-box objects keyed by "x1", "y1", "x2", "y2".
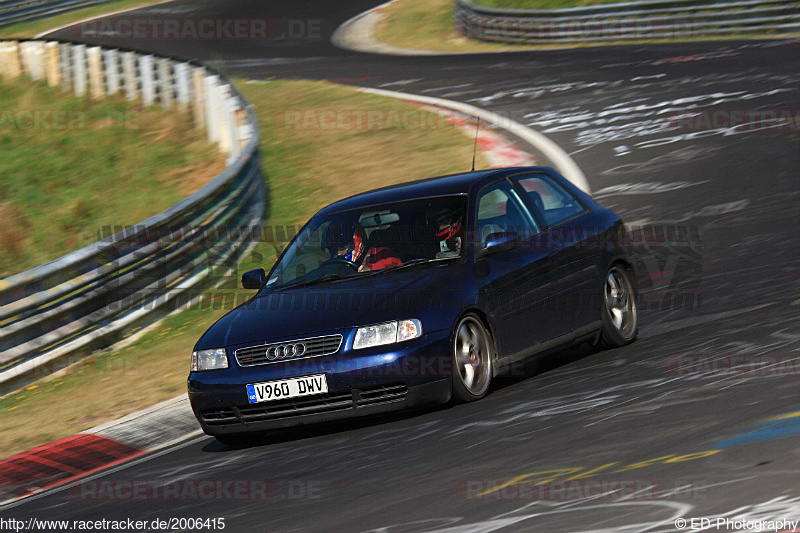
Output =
[
  {"x1": 234, "y1": 335, "x2": 342, "y2": 366},
  {"x1": 200, "y1": 407, "x2": 237, "y2": 425},
  {"x1": 236, "y1": 391, "x2": 355, "y2": 423},
  {"x1": 199, "y1": 384, "x2": 408, "y2": 426},
  {"x1": 356, "y1": 384, "x2": 407, "y2": 407}
]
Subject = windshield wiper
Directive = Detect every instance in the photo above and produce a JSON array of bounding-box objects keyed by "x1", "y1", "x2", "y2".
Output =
[{"x1": 274, "y1": 258, "x2": 457, "y2": 289}]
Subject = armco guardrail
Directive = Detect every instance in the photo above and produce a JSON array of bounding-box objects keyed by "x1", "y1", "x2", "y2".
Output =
[
  {"x1": 0, "y1": 39, "x2": 266, "y2": 395},
  {"x1": 0, "y1": 0, "x2": 108, "y2": 28},
  {"x1": 455, "y1": 0, "x2": 800, "y2": 43}
]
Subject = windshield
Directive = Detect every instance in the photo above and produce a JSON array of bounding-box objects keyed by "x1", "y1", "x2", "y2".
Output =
[{"x1": 265, "y1": 195, "x2": 467, "y2": 289}]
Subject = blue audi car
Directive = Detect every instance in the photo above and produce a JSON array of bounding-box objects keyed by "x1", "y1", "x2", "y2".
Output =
[{"x1": 188, "y1": 167, "x2": 638, "y2": 444}]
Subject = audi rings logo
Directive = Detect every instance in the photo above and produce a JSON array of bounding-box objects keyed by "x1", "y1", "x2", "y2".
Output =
[{"x1": 265, "y1": 343, "x2": 306, "y2": 361}]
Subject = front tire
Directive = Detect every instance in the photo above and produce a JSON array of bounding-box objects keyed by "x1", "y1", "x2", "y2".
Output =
[
  {"x1": 598, "y1": 265, "x2": 638, "y2": 349},
  {"x1": 451, "y1": 314, "x2": 493, "y2": 402}
]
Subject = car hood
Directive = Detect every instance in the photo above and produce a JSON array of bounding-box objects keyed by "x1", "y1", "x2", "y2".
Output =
[{"x1": 195, "y1": 263, "x2": 471, "y2": 349}]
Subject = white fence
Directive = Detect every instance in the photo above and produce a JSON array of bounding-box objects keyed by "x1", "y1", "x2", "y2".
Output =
[{"x1": 0, "y1": 39, "x2": 252, "y2": 161}]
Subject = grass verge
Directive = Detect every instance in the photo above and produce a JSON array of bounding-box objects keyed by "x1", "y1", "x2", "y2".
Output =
[
  {"x1": 0, "y1": 0, "x2": 166, "y2": 39},
  {"x1": 0, "y1": 77, "x2": 225, "y2": 278},
  {"x1": 374, "y1": 0, "x2": 800, "y2": 53},
  {"x1": 0, "y1": 79, "x2": 488, "y2": 458}
]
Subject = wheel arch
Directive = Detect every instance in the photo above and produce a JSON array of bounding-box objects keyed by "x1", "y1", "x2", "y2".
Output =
[
  {"x1": 453, "y1": 307, "x2": 501, "y2": 374},
  {"x1": 607, "y1": 257, "x2": 639, "y2": 294}
]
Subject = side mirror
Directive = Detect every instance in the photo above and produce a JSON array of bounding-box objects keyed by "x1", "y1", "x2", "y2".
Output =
[
  {"x1": 241, "y1": 268, "x2": 266, "y2": 289},
  {"x1": 485, "y1": 231, "x2": 520, "y2": 254}
]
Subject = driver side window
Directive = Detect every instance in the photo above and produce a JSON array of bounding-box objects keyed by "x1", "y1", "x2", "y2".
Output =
[
  {"x1": 267, "y1": 223, "x2": 329, "y2": 286},
  {"x1": 475, "y1": 180, "x2": 539, "y2": 249}
]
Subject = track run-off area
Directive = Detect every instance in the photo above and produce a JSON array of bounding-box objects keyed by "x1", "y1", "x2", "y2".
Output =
[{"x1": 3, "y1": 1, "x2": 800, "y2": 531}]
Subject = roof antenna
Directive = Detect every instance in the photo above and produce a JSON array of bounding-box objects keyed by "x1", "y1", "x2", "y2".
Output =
[{"x1": 471, "y1": 117, "x2": 481, "y2": 172}]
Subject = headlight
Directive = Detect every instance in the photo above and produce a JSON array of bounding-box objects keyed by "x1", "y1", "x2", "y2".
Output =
[
  {"x1": 191, "y1": 348, "x2": 229, "y2": 371},
  {"x1": 353, "y1": 319, "x2": 422, "y2": 350}
]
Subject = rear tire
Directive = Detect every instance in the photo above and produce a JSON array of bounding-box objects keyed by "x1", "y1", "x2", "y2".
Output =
[
  {"x1": 598, "y1": 265, "x2": 638, "y2": 349},
  {"x1": 451, "y1": 314, "x2": 493, "y2": 402}
]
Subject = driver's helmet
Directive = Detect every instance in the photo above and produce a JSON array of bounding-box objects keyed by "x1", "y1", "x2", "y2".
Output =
[
  {"x1": 429, "y1": 208, "x2": 464, "y2": 254},
  {"x1": 321, "y1": 222, "x2": 365, "y2": 262}
]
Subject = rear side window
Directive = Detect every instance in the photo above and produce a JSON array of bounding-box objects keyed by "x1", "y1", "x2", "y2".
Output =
[
  {"x1": 475, "y1": 180, "x2": 539, "y2": 248},
  {"x1": 513, "y1": 174, "x2": 586, "y2": 228}
]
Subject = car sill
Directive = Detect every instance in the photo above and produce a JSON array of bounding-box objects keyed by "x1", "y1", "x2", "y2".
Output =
[{"x1": 495, "y1": 321, "x2": 602, "y2": 370}]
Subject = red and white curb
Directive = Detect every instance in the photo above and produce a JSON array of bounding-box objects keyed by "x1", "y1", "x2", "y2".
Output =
[
  {"x1": 0, "y1": 395, "x2": 199, "y2": 506},
  {"x1": 412, "y1": 102, "x2": 537, "y2": 168}
]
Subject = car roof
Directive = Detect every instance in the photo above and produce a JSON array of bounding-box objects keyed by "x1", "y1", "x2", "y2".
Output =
[{"x1": 314, "y1": 167, "x2": 552, "y2": 217}]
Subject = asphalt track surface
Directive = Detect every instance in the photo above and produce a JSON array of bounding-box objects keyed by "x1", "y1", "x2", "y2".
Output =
[{"x1": 8, "y1": 2, "x2": 800, "y2": 531}]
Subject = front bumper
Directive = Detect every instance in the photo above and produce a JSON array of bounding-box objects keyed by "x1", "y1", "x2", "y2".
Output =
[{"x1": 188, "y1": 330, "x2": 453, "y2": 435}]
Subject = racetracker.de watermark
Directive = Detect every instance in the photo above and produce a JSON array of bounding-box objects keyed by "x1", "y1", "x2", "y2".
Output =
[
  {"x1": 71, "y1": 18, "x2": 322, "y2": 40},
  {"x1": 456, "y1": 478, "x2": 707, "y2": 501},
  {"x1": 281, "y1": 109, "x2": 458, "y2": 130},
  {"x1": 0, "y1": 109, "x2": 140, "y2": 130},
  {"x1": 665, "y1": 354, "x2": 800, "y2": 378},
  {"x1": 666, "y1": 109, "x2": 800, "y2": 132},
  {"x1": 70, "y1": 478, "x2": 322, "y2": 501},
  {"x1": 0, "y1": 110, "x2": 84, "y2": 130}
]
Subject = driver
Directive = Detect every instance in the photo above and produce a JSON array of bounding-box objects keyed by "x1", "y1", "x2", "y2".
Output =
[
  {"x1": 431, "y1": 209, "x2": 464, "y2": 259},
  {"x1": 321, "y1": 223, "x2": 402, "y2": 272},
  {"x1": 322, "y1": 223, "x2": 365, "y2": 263}
]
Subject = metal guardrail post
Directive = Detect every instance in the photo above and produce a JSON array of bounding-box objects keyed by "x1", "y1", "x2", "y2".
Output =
[
  {"x1": 174, "y1": 62, "x2": 191, "y2": 113},
  {"x1": 19, "y1": 41, "x2": 31, "y2": 76},
  {"x1": 31, "y1": 41, "x2": 44, "y2": 80},
  {"x1": 204, "y1": 74, "x2": 220, "y2": 142},
  {"x1": 45, "y1": 41, "x2": 59, "y2": 86},
  {"x1": 157, "y1": 57, "x2": 173, "y2": 108},
  {"x1": 1, "y1": 41, "x2": 23, "y2": 79},
  {"x1": 104, "y1": 48, "x2": 120, "y2": 94},
  {"x1": 72, "y1": 43, "x2": 86, "y2": 95},
  {"x1": 140, "y1": 54, "x2": 155, "y2": 106},
  {"x1": 58, "y1": 42, "x2": 70, "y2": 90},
  {"x1": 191, "y1": 67, "x2": 206, "y2": 127},
  {"x1": 10, "y1": 41, "x2": 23, "y2": 78},
  {"x1": 121, "y1": 50, "x2": 137, "y2": 100},
  {"x1": 218, "y1": 83, "x2": 233, "y2": 155},
  {"x1": 226, "y1": 95, "x2": 241, "y2": 158},
  {"x1": 87, "y1": 45, "x2": 104, "y2": 98}
]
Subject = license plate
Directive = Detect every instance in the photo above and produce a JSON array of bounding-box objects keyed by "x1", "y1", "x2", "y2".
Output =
[{"x1": 246, "y1": 374, "x2": 328, "y2": 404}]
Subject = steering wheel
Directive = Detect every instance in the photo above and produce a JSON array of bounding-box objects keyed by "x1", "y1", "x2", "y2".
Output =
[{"x1": 322, "y1": 257, "x2": 359, "y2": 270}]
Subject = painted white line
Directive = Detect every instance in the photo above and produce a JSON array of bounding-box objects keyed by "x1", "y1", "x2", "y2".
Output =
[
  {"x1": 358, "y1": 86, "x2": 591, "y2": 194},
  {"x1": 34, "y1": 0, "x2": 175, "y2": 39}
]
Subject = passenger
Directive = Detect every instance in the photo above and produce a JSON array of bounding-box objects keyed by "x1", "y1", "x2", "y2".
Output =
[
  {"x1": 431, "y1": 209, "x2": 464, "y2": 259},
  {"x1": 359, "y1": 245, "x2": 403, "y2": 271},
  {"x1": 322, "y1": 222, "x2": 401, "y2": 271}
]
